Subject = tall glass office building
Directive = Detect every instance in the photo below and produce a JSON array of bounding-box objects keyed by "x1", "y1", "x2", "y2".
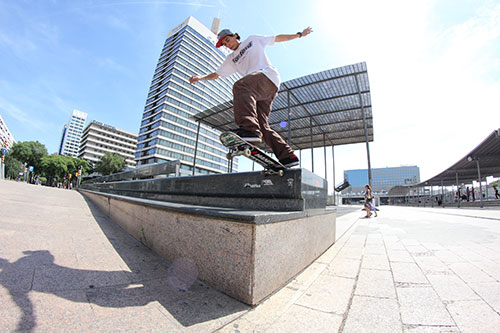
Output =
[
  {"x1": 136, "y1": 16, "x2": 239, "y2": 175},
  {"x1": 59, "y1": 109, "x2": 88, "y2": 157}
]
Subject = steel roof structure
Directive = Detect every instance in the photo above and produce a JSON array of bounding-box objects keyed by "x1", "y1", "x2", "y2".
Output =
[
  {"x1": 389, "y1": 129, "x2": 500, "y2": 198},
  {"x1": 193, "y1": 62, "x2": 372, "y2": 152}
]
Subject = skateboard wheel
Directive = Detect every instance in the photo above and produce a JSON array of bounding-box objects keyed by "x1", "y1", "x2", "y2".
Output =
[
  {"x1": 278, "y1": 170, "x2": 284, "y2": 177},
  {"x1": 243, "y1": 148, "x2": 251, "y2": 157},
  {"x1": 260, "y1": 170, "x2": 266, "y2": 176},
  {"x1": 226, "y1": 153, "x2": 233, "y2": 160}
]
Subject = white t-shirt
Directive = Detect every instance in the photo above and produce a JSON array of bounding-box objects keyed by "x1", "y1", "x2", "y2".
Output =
[{"x1": 216, "y1": 35, "x2": 281, "y2": 89}]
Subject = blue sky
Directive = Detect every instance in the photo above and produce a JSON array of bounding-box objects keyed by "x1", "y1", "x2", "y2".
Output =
[{"x1": 1, "y1": 0, "x2": 499, "y2": 183}]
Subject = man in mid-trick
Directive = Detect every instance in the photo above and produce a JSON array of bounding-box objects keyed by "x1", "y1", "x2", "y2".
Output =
[{"x1": 189, "y1": 26, "x2": 313, "y2": 167}]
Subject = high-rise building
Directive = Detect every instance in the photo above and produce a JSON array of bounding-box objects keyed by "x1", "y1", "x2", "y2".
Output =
[
  {"x1": 59, "y1": 110, "x2": 87, "y2": 157},
  {"x1": 0, "y1": 114, "x2": 16, "y2": 149},
  {"x1": 135, "y1": 16, "x2": 240, "y2": 175},
  {"x1": 58, "y1": 124, "x2": 67, "y2": 155},
  {"x1": 79, "y1": 120, "x2": 138, "y2": 169}
]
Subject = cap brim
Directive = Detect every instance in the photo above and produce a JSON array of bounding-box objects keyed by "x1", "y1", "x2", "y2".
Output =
[{"x1": 216, "y1": 37, "x2": 224, "y2": 48}]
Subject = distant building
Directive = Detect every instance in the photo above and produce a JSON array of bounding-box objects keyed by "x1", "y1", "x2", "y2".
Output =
[
  {"x1": 59, "y1": 110, "x2": 87, "y2": 157},
  {"x1": 343, "y1": 165, "x2": 420, "y2": 196},
  {"x1": 135, "y1": 16, "x2": 240, "y2": 175},
  {"x1": 79, "y1": 120, "x2": 138, "y2": 169},
  {"x1": 58, "y1": 124, "x2": 67, "y2": 155},
  {"x1": 0, "y1": 114, "x2": 16, "y2": 149}
]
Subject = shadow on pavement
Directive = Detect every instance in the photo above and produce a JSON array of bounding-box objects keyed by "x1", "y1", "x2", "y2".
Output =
[{"x1": 0, "y1": 197, "x2": 248, "y2": 332}]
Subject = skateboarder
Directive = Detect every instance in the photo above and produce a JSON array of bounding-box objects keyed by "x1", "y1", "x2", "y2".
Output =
[{"x1": 189, "y1": 26, "x2": 313, "y2": 167}]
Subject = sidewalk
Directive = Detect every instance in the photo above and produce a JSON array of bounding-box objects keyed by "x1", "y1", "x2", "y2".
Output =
[{"x1": 1, "y1": 180, "x2": 500, "y2": 332}]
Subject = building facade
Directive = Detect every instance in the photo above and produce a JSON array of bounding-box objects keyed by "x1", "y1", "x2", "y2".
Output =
[
  {"x1": 343, "y1": 165, "x2": 420, "y2": 196},
  {"x1": 79, "y1": 120, "x2": 137, "y2": 169},
  {"x1": 135, "y1": 16, "x2": 240, "y2": 175},
  {"x1": 59, "y1": 110, "x2": 87, "y2": 157},
  {"x1": 0, "y1": 114, "x2": 16, "y2": 149}
]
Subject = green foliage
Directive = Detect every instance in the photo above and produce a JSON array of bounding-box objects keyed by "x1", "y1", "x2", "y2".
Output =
[
  {"x1": 491, "y1": 182, "x2": 499, "y2": 188},
  {"x1": 4, "y1": 154, "x2": 23, "y2": 179},
  {"x1": 40, "y1": 155, "x2": 69, "y2": 181},
  {"x1": 95, "y1": 152, "x2": 125, "y2": 175},
  {"x1": 8, "y1": 141, "x2": 48, "y2": 174},
  {"x1": 39, "y1": 155, "x2": 90, "y2": 184}
]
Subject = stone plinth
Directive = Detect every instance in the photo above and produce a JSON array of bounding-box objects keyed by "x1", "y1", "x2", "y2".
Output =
[{"x1": 79, "y1": 190, "x2": 336, "y2": 305}]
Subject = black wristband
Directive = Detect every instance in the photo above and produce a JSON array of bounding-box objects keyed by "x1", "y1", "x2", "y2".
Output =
[{"x1": 297, "y1": 32, "x2": 302, "y2": 38}]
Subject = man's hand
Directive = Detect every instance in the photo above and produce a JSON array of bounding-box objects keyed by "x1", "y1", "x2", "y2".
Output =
[
  {"x1": 300, "y1": 27, "x2": 313, "y2": 38},
  {"x1": 189, "y1": 75, "x2": 201, "y2": 85},
  {"x1": 275, "y1": 27, "x2": 313, "y2": 42},
  {"x1": 189, "y1": 73, "x2": 219, "y2": 85}
]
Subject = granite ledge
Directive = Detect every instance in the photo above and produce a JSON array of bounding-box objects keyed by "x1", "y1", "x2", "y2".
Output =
[{"x1": 78, "y1": 189, "x2": 335, "y2": 225}]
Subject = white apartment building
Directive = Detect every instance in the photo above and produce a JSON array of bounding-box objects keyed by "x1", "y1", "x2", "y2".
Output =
[
  {"x1": 59, "y1": 109, "x2": 87, "y2": 157},
  {"x1": 79, "y1": 120, "x2": 138, "y2": 169},
  {"x1": 0, "y1": 114, "x2": 16, "y2": 149}
]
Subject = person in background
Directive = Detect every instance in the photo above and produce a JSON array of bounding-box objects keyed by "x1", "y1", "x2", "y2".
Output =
[{"x1": 364, "y1": 184, "x2": 376, "y2": 217}]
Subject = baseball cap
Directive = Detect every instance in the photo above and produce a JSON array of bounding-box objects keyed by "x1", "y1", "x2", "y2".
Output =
[{"x1": 216, "y1": 29, "x2": 233, "y2": 48}]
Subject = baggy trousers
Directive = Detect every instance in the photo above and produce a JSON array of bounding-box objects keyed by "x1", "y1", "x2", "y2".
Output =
[{"x1": 232, "y1": 72, "x2": 294, "y2": 161}]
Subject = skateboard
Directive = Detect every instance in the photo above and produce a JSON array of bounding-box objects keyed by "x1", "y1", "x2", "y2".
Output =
[{"x1": 220, "y1": 131, "x2": 286, "y2": 176}]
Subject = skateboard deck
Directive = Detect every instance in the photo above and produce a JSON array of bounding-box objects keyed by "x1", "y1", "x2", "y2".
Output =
[{"x1": 220, "y1": 131, "x2": 286, "y2": 176}]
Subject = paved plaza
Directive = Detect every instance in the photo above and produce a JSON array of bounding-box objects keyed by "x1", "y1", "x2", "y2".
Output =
[{"x1": 1, "y1": 179, "x2": 500, "y2": 332}]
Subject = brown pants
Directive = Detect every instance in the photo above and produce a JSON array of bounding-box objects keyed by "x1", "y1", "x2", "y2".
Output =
[{"x1": 232, "y1": 72, "x2": 294, "y2": 160}]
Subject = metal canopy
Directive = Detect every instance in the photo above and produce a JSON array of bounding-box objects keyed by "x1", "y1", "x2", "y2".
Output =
[
  {"x1": 421, "y1": 129, "x2": 500, "y2": 186},
  {"x1": 193, "y1": 62, "x2": 373, "y2": 152},
  {"x1": 389, "y1": 129, "x2": 500, "y2": 195}
]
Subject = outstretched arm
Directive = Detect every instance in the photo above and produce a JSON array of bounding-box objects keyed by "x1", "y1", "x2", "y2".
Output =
[
  {"x1": 189, "y1": 72, "x2": 219, "y2": 85},
  {"x1": 275, "y1": 27, "x2": 313, "y2": 42}
]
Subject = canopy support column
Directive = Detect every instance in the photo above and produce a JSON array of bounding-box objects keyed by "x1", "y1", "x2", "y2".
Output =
[
  {"x1": 192, "y1": 121, "x2": 201, "y2": 176},
  {"x1": 476, "y1": 159, "x2": 484, "y2": 208}
]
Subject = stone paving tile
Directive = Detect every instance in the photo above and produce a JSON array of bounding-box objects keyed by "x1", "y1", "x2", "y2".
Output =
[
  {"x1": 265, "y1": 304, "x2": 343, "y2": 333},
  {"x1": 355, "y1": 268, "x2": 396, "y2": 299},
  {"x1": 420, "y1": 242, "x2": 447, "y2": 251},
  {"x1": 342, "y1": 295, "x2": 402, "y2": 333},
  {"x1": 387, "y1": 250, "x2": 415, "y2": 263},
  {"x1": 433, "y1": 250, "x2": 466, "y2": 264},
  {"x1": 397, "y1": 287, "x2": 454, "y2": 326},
  {"x1": 32, "y1": 265, "x2": 131, "y2": 292},
  {"x1": 404, "y1": 245, "x2": 429, "y2": 254},
  {"x1": 403, "y1": 324, "x2": 460, "y2": 332},
  {"x1": 447, "y1": 262, "x2": 496, "y2": 283},
  {"x1": 468, "y1": 282, "x2": 500, "y2": 313},
  {"x1": 336, "y1": 246, "x2": 364, "y2": 260},
  {"x1": 295, "y1": 274, "x2": 355, "y2": 315},
  {"x1": 91, "y1": 305, "x2": 181, "y2": 332},
  {"x1": 426, "y1": 273, "x2": 480, "y2": 302},
  {"x1": 468, "y1": 259, "x2": 500, "y2": 281},
  {"x1": 361, "y1": 254, "x2": 391, "y2": 270},
  {"x1": 325, "y1": 257, "x2": 361, "y2": 279},
  {"x1": 392, "y1": 262, "x2": 428, "y2": 284},
  {"x1": 446, "y1": 299, "x2": 500, "y2": 333},
  {"x1": 414, "y1": 256, "x2": 451, "y2": 274},
  {"x1": 364, "y1": 245, "x2": 387, "y2": 255},
  {"x1": 227, "y1": 284, "x2": 298, "y2": 331}
]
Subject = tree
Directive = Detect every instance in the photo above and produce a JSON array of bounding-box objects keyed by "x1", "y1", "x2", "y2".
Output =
[
  {"x1": 4, "y1": 154, "x2": 23, "y2": 179},
  {"x1": 8, "y1": 141, "x2": 48, "y2": 175},
  {"x1": 95, "y1": 152, "x2": 125, "y2": 175},
  {"x1": 40, "y1": 155, "x2": 69, "y2": 185}
]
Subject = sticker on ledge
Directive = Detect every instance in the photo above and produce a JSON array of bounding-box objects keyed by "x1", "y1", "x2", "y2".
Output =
[{"x1": 244, "y1": 183, "x2": 261, "y2": 188}]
